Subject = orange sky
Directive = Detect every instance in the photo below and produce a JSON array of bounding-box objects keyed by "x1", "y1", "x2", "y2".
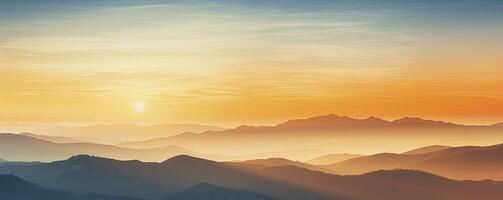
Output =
[{"x1": 1, "y1": 1, "x2": 503, "y2": 126}]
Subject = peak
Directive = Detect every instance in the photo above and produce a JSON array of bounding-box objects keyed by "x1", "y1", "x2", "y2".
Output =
[
  {"x1": 394, "y1": 117, "x2": 424, "y2": 122},
  {"x1": 65, "y1": 155, "x2": 116, "y2": 163},
  {"x1": 392, "y1": 117, "x2": 454, "y2": 126},
  {"x1": 280, "y1": 114, "x2": 352, "y2": 124},
  {"x1": 362, "y1": 169, "x2": 442, "y2": 179},
  {"x1": 245, "y1": 157, "x2": 295, "y2": 164},
  {"x1": 366, "y1": 116, "x2": 381, "y2": 120},
  {"x1": 162, "y1": 155, "x2": 211, "y2": 165},
  {"x1": 66, "y1": 154, "x2": 97, "y2": 161},
  {"x1": 310, "y1": 114, "x2": 345, "y2": 120},
  {"x1": 364, "y1": 116, "x2": 388, "y2": 122},
  {"x1": 63, "y1": 155, "x2": 143, "y2": 166}
]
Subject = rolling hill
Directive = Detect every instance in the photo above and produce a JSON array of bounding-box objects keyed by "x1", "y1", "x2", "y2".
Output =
[
  {"x1": 327, "y1": 143, "x2": 503, "y2": 180},
  {"x1": 307, "y1": 154, "x2": 362, "y2": 165},
  {"x1": 1, "y1": 155, "x2": 503, "y2": 200},
  {"x1": 402, "y1": 145, "x2": 451, "y2": 155},
  {"x1": 0, "y1": 155, "x2": 330, "y2": 200},
  {"x1": 239, "y1": 158, "x2": 327, "y2": 172},
  {"x1": 41, "y1": 123, "x2": 225, "y2": 142},
  {"x1": 0, "y1": 174, "x2": 142, "y2": 200},
  {"x1": 19, "y1": 132, "x2": 83, "y2": 143},
  {"x1": 0, "y1": 133, "x2": 228, "y2": 162}
]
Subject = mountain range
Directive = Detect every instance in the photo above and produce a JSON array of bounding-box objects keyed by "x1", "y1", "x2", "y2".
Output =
[
  {"x1": 326, "y1": 143, "x2": 503, "y2": 180},
  {"x1": 0, "y1": 174, "x2": 142, "y2": 200},
  {"x1": 402, "y1": 145, "x2": 451, "y2": 155},
  {"x1": 120, "y1": 114, "x2": 503, "y2": 156},
  {"x1": 39, "y1": 123, "x2": 225, "y2": 142},
  {"x1": 18, "y1": 132, "x2": 84, "y2": 143},
  {"x1": 307, "y1": 154, "x2": 362, "y2": 165},
  {"x1": 1, "y1": 155, "x2": 503, "y2": 200},
  {"x1": 0, "y1": 174, "x2": 280, "y2": 200},
  {"x1": 0, "y1": 133, "x2": 227, "y2": 162},
  {"x1": 4, "y1": 131, "x2": 503, "y2": 181}
]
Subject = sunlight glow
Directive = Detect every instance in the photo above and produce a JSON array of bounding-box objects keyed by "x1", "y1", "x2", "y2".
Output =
[{"x1": 133, "y1": 101, "x2": 146, "y2": 113}]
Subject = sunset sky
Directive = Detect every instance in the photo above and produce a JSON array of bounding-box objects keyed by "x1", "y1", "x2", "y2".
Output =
[{"x1": 1, "y1": 0, "x2": 503, "y2": 126}]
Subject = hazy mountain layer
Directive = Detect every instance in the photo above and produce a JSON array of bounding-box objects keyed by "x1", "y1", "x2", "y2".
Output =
[
  {"x1": 1, "y1": 155, "x2": 503, "y2": 200},
  {"x1": 0, "y1": 133, "x2": 227, "y2": 162},
  {"x1": 0, "y1": 174, "x2": 142, "y2": 200},
  {"x1": 121, "y1": 115, "x2": 503, "y2": 157},
  {"x1": 41, "y1": 123, "x2": 225, "y2": 142},
  {"x1": 328, "y1": 143, "x2": 503, "y2": 180},
  {"x1": 307, "y1": 154, "x2": 362, "y2": 165}
]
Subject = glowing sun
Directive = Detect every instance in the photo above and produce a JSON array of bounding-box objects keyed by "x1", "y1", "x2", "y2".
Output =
[{"x1": 133, "y1": 101, "x2": 146, "y2": 112}]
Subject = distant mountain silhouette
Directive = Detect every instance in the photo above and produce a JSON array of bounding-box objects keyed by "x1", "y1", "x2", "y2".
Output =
[
  {"x1": 242, "y1": 149, "x2": 339, "y2": 161},
  {"x1": 252, "y1": 165, "x2": 503, "y2": 200},
  {"x1": 0, "y1": 158, "x2": 5, "y2": 162},
  {"x1": 239, "y1": 158, "x2": 325, "y2": 172},
  {"x1": 327, "y1": 143, "x2": 503, "y2": 180},
  {"x1": 41, "y1": 123, "x2": 225, "y2": 142},
  {"x1": 0, "y1": 174, "x2": 142, "y2": 200},
  {"x1": 0, "y1": 155, "x2": 330, "y2": 200},
  {"x1": 307, "y1": 154, "x2": 362, "y2": 165},
  {"x1": 2, "y1": 155, "x2": 503, "y2": 200},
  {"x1": 402, "y1": 145, "x2": 451, "y2": 155},
  {"x1": 223, "y1": 114, "x2": 479, "y2": 134},
  {"x1": 0, "y1": 133, "x2": 228, "y2": 162},
  {"x1": 19, "y1": 132, "x2": 83, "y2": 143},
  {"x1": 121, "y1": 114, "x2": 499, "y2": 153},
  {"x1": 165, "y1": 183, "x2": 280, "y2": 200},
  {"x1": 492, "y1": 122, "x2": 503, "y2": 127}
]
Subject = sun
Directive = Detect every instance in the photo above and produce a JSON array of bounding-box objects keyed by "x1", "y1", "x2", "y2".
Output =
[{"x1": 133, "y1": 101, "x2": 146, "y2": 112}]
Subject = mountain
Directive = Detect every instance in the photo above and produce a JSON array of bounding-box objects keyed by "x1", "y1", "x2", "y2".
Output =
[
  {"x1": 327, "y1": 143, "x2": 503, "y2": 180},
  {"x1": 120, "y1": 115, "x2": 501, "y2": 159},
  {"x1": 41, "y1": 123, "x2": 225, "y2": 142},
  {"x1": 19, "y1": 132, "x2": 83, "y2": 143},
  {"x1": 402, "y1": 145, "x2": 451, "y2": 155},
  {"x1": 240, "y1": 149, "x2": 340, "y2": 162},
  {"x1": 0, "y1": 155, "x2": 330, "y2": 200},
  {"x1": 0, "y1": 156, "x2": 503, "y2": 200},
  {"x1": 165, "y1": 183, "x2": 280, "y2": 200},
  {"x1": 0, "y1": 158, "x2": 6, "y2": 162},
  {"x1": 0, "y1": 174, "x2": 142, "y2": 200},
  {"x1": 307, "y1": 154, "x2": 362, "y2": 165},
  {"x1": 255, "y1": 166, "x2": 503, "y2": 200},
  {"x1": 0, "y1": 133, "x2": 229, "y2": 162},
  {"x1": 492, "y1": 122, "x2": 503, "y2": 127},
  {"x1": 228, "y1": 114, "x2": 477, "y2": 134},
  {"x1": 2, "y1": 155, "x2": 503, "y2": 200},
  {"x1": 239, "y1": 158, "x2": 326, "y2": 173}
]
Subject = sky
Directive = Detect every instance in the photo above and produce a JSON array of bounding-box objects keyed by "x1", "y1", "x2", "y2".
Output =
[{"x1": 1, "y1": 0, "x2": 503, "y2": 126}]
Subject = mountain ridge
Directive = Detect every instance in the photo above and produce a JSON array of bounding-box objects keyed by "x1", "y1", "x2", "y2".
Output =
[
  {"x1": 0, "y1": 133, "x2": 229, "y2": 162},
  {"x1": 40, "y1": 123, "x2": 225, "y2": 142},
  {"x1": 2, "y1": 154, "x2": 503, "y2": 200},
  {"x1": 121, "y1": 114, "x2": 501, "y2": 152},
  {"x1": 326, "y1": 142, "x2": 503, "y2": 180}
]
